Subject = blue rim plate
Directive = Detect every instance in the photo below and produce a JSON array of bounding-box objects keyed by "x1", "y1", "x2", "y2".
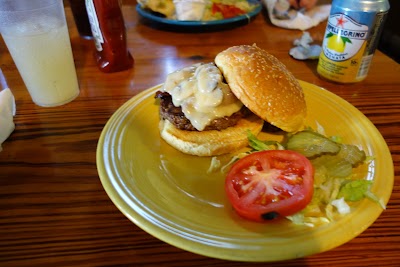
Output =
[{"x1": 136, "y1": 1, "x2": 262, "y2": 29}]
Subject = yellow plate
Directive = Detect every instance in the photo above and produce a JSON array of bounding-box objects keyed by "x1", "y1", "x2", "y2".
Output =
[{"x1": 96, "y1": 81, "x2": 393, "y2": 262}]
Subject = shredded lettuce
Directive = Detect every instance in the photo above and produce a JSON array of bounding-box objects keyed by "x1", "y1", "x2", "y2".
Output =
[
  {"x1": 331, "y1": 197, "x2": 351, "y2": 214},
  {"x1": 247, "y1": 131, "x2": 285, "y2": 151},
  {"x1": 337, "y1": 180, "x2": 373, "y2": 202},
  {"x1": 208, "y1": 128, "x2": 383, "y2": 227},
  {"x1": 208, "y1": 152, "x2": 250, "y2": 174},
  {"x1": 207, "y1": 156, "x2": 221, "y2": 174},
  {"x1": 287, "y1": 213, "x2": 330, "y2": 228},
  {"x1": 364, "y1": 191, "x2": 387, "y2": 210},
  {"x1": 337, "y1": 179, "x2": 386, "y2": 209},
  {"x1": 220, "y1": 152, "x2": 249, "y2": 173},
  {"x1": 287, "y1": 129, "x2": 382, "y2": 226}
]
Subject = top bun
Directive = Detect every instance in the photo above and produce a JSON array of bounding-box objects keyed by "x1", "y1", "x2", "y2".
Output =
[{"x1": 215, "y1": 44, "x2": 306, "y2": 132}]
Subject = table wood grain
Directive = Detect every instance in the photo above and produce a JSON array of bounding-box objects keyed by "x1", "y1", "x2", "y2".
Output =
[{"x1": 1, "y1": 1, "x2": 399, "y2": 266}]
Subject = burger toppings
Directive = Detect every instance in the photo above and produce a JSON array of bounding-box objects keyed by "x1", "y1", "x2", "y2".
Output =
[
  {"x1": 156, "y1": 91, "x2": 249, "y2": 131},
  {"x1": 158, "y1": 63, "x2": 243, "y2": 131}
]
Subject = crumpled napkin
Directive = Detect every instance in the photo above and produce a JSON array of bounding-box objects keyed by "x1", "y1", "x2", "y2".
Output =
[
  {"x1": 289, "y1": 31, "x2": 322, "y2": 60},
  {"x1": 263, "y1": 0, "x2": 331, "y2": 30},
  {"x1": 0, "y1": 88, "x2": 16, "y2": 152}
]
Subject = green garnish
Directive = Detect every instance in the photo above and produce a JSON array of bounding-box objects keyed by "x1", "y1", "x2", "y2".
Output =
[
  {"x1": 338, "y1": 180, "x2": 374, "y2": 202},
  {"x1": 247, "y1": 131, "x2": 284, "y2": 151}
]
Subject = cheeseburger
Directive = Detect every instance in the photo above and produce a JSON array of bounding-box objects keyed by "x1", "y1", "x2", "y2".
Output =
[{"x1": 155, "y1": 44, "x2": 306, "y2": 156}]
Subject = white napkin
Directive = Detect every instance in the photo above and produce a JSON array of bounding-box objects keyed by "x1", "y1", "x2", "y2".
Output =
[
  {"x1": 289, "y1": 31, "x2": 322, "y2": 60},
  {"x1": 0, "y1": 88, "x2": 16, "y2": 152},
  {"x1": 173, "y1": 0, "x2": 208, "y2": 21},
  {"x1": 263, "y1": 0, "x2": 331, "y2": 30}
]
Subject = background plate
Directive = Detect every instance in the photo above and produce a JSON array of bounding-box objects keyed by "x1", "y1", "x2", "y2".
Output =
[
  {"x1": 136, "y1": 2, "x2": 262, "y2": 32},
  {"x1": 96, "y1": 81, "x2": 393, "y2": 262}
]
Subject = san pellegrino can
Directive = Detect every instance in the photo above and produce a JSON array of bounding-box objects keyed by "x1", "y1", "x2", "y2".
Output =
[{"x1": 317, "y1": 0, "x2": 390, "y2": 83}]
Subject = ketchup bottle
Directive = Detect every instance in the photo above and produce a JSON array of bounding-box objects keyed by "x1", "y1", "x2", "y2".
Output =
[
  {"x1": 85, "y1": 0, "x2": 133, "y2": 73},
  {"x1": 69, "y1": 0, "x2": 92, "y2": 39}
]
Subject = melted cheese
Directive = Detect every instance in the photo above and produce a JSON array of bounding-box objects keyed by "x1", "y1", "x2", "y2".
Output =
[{"x1": 162, "y1": 63, "x2": 243, "y2": 131}]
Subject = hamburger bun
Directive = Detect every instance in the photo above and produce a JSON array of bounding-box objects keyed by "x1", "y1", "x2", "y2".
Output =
[
  {"x1": 215, "y1": 44, "x2": 306, "y2": 132},
  {"x1": 159, "y1": 113, "x2": 263, "y2": 156}
]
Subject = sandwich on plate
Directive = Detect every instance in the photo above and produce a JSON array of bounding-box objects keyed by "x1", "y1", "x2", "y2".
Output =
[{"x1": 155, "y1": 44, "x2": 306, "y2": 156}]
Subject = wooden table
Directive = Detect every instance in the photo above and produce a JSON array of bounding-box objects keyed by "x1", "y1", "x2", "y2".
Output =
[{"x1": 1, "y1": 2, "x2": 399, "y2": 266}]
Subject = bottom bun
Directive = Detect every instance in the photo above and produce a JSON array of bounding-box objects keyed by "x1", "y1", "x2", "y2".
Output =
[{"x1": 159, "y1": 114, "x2": 264, "y2": 156}]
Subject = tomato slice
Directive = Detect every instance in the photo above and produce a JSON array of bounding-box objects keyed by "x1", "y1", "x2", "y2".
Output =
[{"x1": 225, "y1": 150, "x2": 314, "y2": 222}]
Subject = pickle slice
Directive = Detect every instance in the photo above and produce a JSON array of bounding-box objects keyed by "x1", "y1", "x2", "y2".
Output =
[
  {"x1": 285, "y1": 131, "x2": 341, "y2": 158},
  {"x1": 337, "y1": 144, "x2": 366, "y2": 167},
  {"x1": 311, "y1": 154, "x2": 353, "y2": 178}
]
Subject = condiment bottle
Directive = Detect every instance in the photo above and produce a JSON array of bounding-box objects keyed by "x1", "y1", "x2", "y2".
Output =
[
  {"x1": 69, "y1": 0, "x2": 93, "y2": 39},
  {"x1": 85, "y1": 0, "x2": 133, "y2": 73}
]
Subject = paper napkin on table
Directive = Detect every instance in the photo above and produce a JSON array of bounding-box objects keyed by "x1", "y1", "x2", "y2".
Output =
[
  {"x1": 289, "y1": 31, "x2": 322, "y2": 60},
  {"x1": 263, "y1": 0, "x2": 331, "y2": 30},
  {"x1": 0, "y1": 88, "x2": 16, "y2": 152}
]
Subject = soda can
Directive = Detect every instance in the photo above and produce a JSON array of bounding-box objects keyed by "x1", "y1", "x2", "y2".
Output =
[{"x1": 317, "y1": 0, "x2": 390, "y2": 83}]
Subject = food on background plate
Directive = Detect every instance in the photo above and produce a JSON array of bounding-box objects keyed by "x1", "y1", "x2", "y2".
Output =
[
  {"x1": 137, "y1": 0, "x2": 175, "y2": 18},
  {"x1": 155, "y1": 44, "x2": 307, "y2": 156},
  {"x1": 203, "y1": 0, "x2": 254, "y2": 20},
  {"x1": 138, "y1": 0, "x2": 259, "y2": 21}
]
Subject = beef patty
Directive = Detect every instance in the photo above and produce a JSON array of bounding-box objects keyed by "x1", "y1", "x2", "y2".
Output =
[{"x1": 155, "y1": 91, "x2": 249, "y2": 131}]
